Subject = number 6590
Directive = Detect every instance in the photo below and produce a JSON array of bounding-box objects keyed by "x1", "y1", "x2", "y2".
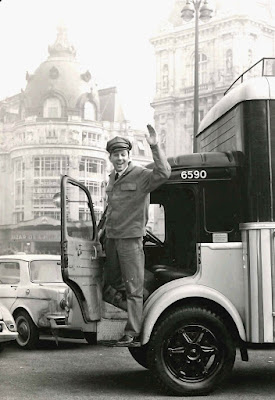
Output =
[{"x1": 181, "y1": 170, "x2": 207, "y2": 180}]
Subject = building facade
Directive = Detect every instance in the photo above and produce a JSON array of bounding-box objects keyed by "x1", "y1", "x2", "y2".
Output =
[
  {"x1": 150, "y1": 0, "x2": 275, "y2": 156},
  {"x1": 0, "y1": 27, "x2": 151, "y2": 254}
]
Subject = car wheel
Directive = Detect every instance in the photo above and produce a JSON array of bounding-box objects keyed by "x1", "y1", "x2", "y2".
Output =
[
  {"x1": 147, "y1": 306, "x2": 236, "y2": 396},
  {"x1": 128, "y1": 344, "x2": 149, "y2": 369},
  {"x1": 84, "y1": 332, "x2": 97, "y2": 345},
  {"x1": 15, "y1": 311, "x2": 39, "y2": 350},
  {"x1": 0, "y1": 343, "x2": 3, "y2": 352}
]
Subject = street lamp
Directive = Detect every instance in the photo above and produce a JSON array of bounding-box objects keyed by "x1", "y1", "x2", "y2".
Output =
[{"x1": 181, "y1": 0, "x2": 213, "y2": 153}]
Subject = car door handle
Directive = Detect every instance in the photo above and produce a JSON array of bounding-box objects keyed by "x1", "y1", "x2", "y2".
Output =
[
  {"x1": 77, "y1": 244, "x2": 82, "y2": 256},
  {"x1": 91, "y1": 245, "x2": 97, "y2": 260}
]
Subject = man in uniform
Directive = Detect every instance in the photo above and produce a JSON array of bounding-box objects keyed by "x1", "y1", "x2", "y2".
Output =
[{"x1": 104, "y1": 124, "x2": 171, "y2": 346}]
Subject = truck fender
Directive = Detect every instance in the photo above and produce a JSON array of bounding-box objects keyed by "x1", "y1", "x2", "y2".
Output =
[{"x1": 141, "y1": 284, "x2": 246, "y2": 345}]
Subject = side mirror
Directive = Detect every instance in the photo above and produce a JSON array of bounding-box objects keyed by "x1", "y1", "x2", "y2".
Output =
[{"x1": 53, "y1": 192, "x2": 61, "y2": 208}]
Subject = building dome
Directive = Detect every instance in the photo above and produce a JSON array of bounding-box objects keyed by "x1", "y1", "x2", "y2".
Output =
[{"x1": 23, "y1": 26, "x2": 99, "y2": 119}]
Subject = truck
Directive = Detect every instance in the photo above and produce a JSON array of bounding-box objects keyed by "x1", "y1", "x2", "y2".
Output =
[{"x1": 52, "y1": 58, "x2": 275, "y2": 396}]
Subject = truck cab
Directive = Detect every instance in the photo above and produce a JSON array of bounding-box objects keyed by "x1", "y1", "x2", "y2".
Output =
[{"x1": 55, "y1": 149, "x2": 250, "y2": 396}]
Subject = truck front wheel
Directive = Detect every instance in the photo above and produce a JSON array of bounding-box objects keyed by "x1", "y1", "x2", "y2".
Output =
[{"x1": 147, "y1": 306, "x2": 236, "y2": 396}]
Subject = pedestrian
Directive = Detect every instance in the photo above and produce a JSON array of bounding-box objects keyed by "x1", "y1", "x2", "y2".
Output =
[{"x1": 103, "y1": 124, "x2": 171, "y2": 346}]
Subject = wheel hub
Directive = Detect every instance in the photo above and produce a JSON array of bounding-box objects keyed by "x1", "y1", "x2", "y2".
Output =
[
  {"x1": 18, "y1": 321, "x2": 29, "y2": 340},
  {"x1": 187, "y1": 344, "x2": 201, "y2": 361}
]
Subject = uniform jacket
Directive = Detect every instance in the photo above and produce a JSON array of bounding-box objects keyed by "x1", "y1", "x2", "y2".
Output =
[{"x1": 105, "y1": 144, "x2": 171, "y2": 238}]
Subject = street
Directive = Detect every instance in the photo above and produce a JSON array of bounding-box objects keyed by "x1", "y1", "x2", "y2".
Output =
[{"x1": 1, "y1": 339, "x2": 274, "y2": 400}]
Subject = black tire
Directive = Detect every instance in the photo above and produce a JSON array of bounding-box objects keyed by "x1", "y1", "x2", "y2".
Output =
[
  {"x1": 84, "y1": 332, "x2": 97, "y2": 345},
  {"x1": 147, "y1": 306, "x2": 236, "y2": 396},
  {"x1": 128, "y1": 344, "x2": 149, "y2": 369},
  {"x1": 0, "y1": 343, "x2": 4, "y2": 352},
  {"x1": 15, "y1": 311, "x2": 39, "y2": 350}
]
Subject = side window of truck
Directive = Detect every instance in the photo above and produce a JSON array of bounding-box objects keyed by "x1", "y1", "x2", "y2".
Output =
[
  {"x1": 203, "y1": 181, "x2": 237, "y2": 233},
  {"x1": 147, "y1": 204, "x2": 165, "y2": 242}
]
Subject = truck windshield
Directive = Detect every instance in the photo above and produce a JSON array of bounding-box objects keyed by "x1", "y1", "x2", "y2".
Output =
[{"x1": 29, "y1": 260, "x2": 63, "y2": 283}]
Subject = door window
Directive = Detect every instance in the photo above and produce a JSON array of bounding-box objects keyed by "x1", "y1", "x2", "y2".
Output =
[
  {"x1": 0, "y1": 262, "x2": 20, "y2": 284},
  {"x1": 65, "y1": 183, "x2": 94, "y2": 240}
]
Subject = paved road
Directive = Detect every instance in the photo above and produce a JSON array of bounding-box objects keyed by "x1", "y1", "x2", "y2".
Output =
[{"x1": 1, "y1": 339, "x2": 275, "y2": 400}]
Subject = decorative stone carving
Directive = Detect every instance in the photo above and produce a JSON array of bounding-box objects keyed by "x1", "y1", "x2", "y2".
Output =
[
  {"x1": 81, "y1": 70, "x2": 91, "y2": 82},
  {"x1": 49, "y1": 66, "x2": 59, "y2": 79},
  {"x1": 26, "y1": 72, "x2": 34, "y2": 81}
]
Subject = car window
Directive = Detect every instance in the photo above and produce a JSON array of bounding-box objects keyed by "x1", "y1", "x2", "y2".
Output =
[
  {"x1": 30, "y1": 260, "x2": 63, "y2": 283},
  {"x1": 0, "y1": 262, "x2": 20, "y2": 284}
]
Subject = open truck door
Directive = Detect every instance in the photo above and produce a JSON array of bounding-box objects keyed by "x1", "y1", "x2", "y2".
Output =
[{"x1": 60, "y1": 175, "x2": 102, "y2": 322}]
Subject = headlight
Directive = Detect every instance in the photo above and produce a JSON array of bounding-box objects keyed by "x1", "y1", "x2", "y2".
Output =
[
  {"x1": 60, "y1": 298, "x2": 67, "y2": 310},
  {"x1": 60, "y1": 288, "x2": 73, "y2": 311}
]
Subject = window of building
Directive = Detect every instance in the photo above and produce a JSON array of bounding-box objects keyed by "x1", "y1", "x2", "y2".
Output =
[
  {"x1": 33, "y1": 211, "x2": 61, "y2": 220},
  {"x1": 14, "y1": 212, "x2": 24, "y2": 223},
  {"x1": 191, "y1": 53, "x2": 208, "y2": 85},
  {"x1": 43, "y1": 97, "x2": 62, "y2": 118},
  {"x1": 14, "y1": 158, "x2": 25, "y2": 179},
  {"x1": 226, "y1": 49, "x2": 233, "y2": 73},
  {"x1": 14, "y1": 159, "x2": 25, "y2": 210},
  {"x1": 79, "y1": 157, "x2": 104, "y2": 176},
  {"x1": 82, "y1": 131, "x2": 101, "y2": 146},
  {"x1": 84, "y1": 102, "x2": 96, "y2": 120},
  {"x1": 137, "y1": 139, "x2": 145, "y2": 156},
  {"x1": 79, "y1": 180, "x2": 102, "y2": 207},
  {"x1": 32, "y1": 178, "x2": 62, "y2": 217},
  {"x1": 34, "y1": 156, "x2": 69, "y2": 177},
  {"x1": 162, "y1": 64, "x2": 169, "y2": 89}
]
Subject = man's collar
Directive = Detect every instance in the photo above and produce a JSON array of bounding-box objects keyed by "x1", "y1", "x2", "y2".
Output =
[{"x1": 117, "y1": 164, "x2": 129, "y2": 177}]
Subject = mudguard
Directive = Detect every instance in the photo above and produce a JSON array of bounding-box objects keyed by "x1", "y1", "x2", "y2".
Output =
[{"x1": 141, "y1": 281, "x2": 246, "y2": 345}]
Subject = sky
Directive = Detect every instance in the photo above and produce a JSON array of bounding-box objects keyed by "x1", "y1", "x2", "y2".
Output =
[{"x1": 0, "y1": 0, "x2": 176, "y2": 129}]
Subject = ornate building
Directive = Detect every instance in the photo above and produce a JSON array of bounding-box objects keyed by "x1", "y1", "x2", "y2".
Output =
[
  {"x1": 150, "y1": 0, "x2": 275, "y2": 156},
  {"x1": 0, "y1": 27, "x2": 151, "y2": 254}
]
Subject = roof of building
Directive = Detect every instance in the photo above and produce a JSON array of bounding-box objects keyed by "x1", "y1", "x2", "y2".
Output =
[{"x1": 23, "y1": 26, "x2": 99, "y2": 115}]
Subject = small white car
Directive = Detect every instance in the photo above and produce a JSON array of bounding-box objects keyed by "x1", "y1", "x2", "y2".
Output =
[
  {"x1": 0, "y1": 304, "x2": 18, "y2": 351},
  {"x1": 0, "y1": 254, "x2": 69, "y2": 349}
]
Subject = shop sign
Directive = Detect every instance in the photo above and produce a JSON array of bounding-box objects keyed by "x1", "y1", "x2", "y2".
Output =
[{"x1": 10, "y1": 230, "x2": 61, "y2": 242}]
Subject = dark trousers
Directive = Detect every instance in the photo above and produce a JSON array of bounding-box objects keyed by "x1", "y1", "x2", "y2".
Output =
[{"x1": 104, "y1": 237, "x2": 144, "y2": 337}]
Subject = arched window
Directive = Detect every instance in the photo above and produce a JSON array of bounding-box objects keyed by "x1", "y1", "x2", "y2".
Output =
[
  {"x1": 84, "y1": 102, "x2": 96, "y2": 120},
  {"x1": 43, "y1": 97, "x2": 62, "y2": 118}
]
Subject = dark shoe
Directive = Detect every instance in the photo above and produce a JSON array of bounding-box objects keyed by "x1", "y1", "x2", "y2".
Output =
[{"x1": 115, "y1": 334, "x2": 140, "y2": 347}]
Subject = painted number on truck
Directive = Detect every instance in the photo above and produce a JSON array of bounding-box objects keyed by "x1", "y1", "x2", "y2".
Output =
[{"x1": 181, "y1": 170, "x2": 207, "y2": 180}]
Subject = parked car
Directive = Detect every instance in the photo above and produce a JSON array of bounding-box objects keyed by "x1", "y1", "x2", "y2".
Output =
[
  {"x1": 0, "y1": 304, "x2": 18, "y2": 351},
  {"x1": 0, "y1": 254, "x2": 72, "y2": 349}
]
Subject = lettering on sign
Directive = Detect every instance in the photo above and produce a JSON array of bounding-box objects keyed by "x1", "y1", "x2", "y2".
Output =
[
  {"x1": 181, "y1": 170, "x2": 207, "y2": 180},
  {"x1": 10, "y1": 231, "x2": 61, "y2": 241}
]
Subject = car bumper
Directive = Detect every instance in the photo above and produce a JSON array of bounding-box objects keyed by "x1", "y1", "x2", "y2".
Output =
[{"x1": 0, "y1": 326, "x2": 18, "y2": 343}]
